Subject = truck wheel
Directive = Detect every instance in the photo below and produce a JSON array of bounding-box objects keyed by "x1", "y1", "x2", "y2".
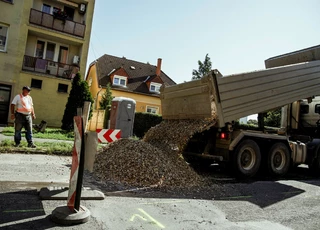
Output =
[
  {"x1": 267, "y1": 143, "x2": 290, "y2": 176},
  {"x1": 233, "y1": 140, "x2": 261, "y2": 178}
]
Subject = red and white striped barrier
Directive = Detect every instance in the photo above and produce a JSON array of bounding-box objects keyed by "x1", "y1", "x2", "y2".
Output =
[
  {"x1": 67, "y1": 116, "x2": 82, "y2": 210},
  {"x1": 96, "y1": 129, "x2": 121, "y2": 143}
]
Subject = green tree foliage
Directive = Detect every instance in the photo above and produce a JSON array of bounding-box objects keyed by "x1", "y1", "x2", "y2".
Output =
[
  {"x1": 133, "y1": 112, "x2": 162, "y2": 138},
  {"x1": 192, "y1": 54, "x2": 212, "y2": 80},
  {"x1": 247, "y1": 119, "x2": 258, "y2": 126},
  {"x1": 99, "y1": 83, "x2": 113, "y2": 109},
  {"x1": 99, "y1": 83, "x2": 113, "y2": 128},
  {"x1": 264, "y1": 108, "x2": 281, "y2": 127},
  {"x1": 61, "y1": 73, "x2": 94, "y2": 131}
]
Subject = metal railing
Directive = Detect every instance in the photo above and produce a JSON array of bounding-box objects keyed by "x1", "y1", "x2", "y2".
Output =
[
  {"x1": 29, "y1": 8, "x2": 86, "y2": 38},
  {"x1": 22, "y1": 55, "x2": 74, "y2": 79}
]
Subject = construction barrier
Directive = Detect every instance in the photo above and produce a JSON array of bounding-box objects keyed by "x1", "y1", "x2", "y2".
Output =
[
  {"x1": 96, "y1": 129, "x2": 121, "y2": 143},
  {"x1": 67, "y1": 116, "x2": 83, "y2": 210}
]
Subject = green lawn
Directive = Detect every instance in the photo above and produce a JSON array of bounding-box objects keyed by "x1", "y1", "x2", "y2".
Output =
[
  {"x1": 1, "y1": 127, "x2": 74, "y2": 141},
  {"x1": 0, "y1": 139, "x2": 73, "y2": 156}
]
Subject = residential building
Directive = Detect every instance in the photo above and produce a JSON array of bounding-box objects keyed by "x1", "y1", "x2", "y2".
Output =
[
  {"x1": 86, "y1": 54, "x2": 176, "y2": 114},
  {"x1": 0, "y1": 0, "x2": 95, "y2": 127}
]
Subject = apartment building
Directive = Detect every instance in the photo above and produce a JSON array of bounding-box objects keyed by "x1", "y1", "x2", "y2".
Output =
[{"x1": 0, "y1": 0, "x2": 95, "y2": 127}]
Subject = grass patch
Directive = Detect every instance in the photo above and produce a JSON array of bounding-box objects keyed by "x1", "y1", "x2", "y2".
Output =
[
  {"x1": 0, "y1": 140, "x2": 73, "y2": 156},
  {"x1": 1, "y1": 127, "x2": 74, "y2": 141}
]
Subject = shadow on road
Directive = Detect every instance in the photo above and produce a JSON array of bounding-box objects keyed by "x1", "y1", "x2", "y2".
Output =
[
  {"x1": 0, "y1": 189, "x2": 56, "y2": 229},
  {"x1": 86, "y1": 164, "x2": 318, "y2": 209},
  {"x1": 1, "y1": 216, "x2": 56, "y2": 230}
]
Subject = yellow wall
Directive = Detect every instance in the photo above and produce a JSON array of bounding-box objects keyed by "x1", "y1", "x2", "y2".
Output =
[
  {"x1": 18, "y1": 72, "x2": 71, "y2": 127},
  {"x1": 0, "y1": 0, "x2": 26, "y2": 89},
  {"x1": 86, "y1": 63, "x2": 99, "y2": 101},
  {"x1": 108, "y1": 90, "x2": 162, "y2": 114},
  {"x1": 0, "y1": 0, "x2": 95, "y2": 126}
]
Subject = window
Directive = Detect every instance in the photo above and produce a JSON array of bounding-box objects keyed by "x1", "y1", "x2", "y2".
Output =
[
  {"x1": 146, "y1": 106, "x2": 159, "y2": 114},
  {"x1": 35, "y1": 40, "x2": 45, "y2": 58},
  {"x1": 31, "y1": 79, "x2": 42, "y2": 89},
  {"x1": 315, "y1": 104, "x2": 320, "y2": 114},
  {"x1": 58, "y1": 83, "x2": 68, "y2": 93},
  {"x1": 149, "y1": 82, "x2": 162, "y2": 93},
  {"x1": 35, "y1": 39, "x2": 68, "y2": 62},
  {"x1": 0, "y1": 24, "x2": 9, "y2": 52},
  {"x1": 58, "y1": 46, "x2": 68, "y2": 64},
  {"x1": 45, "y1": 42, "x2": 55, "y2": 60},
  {"x1": 64, "y1": 6, "x2": 75, "y2": 21},
  {"x1": 42, "y1": 4, "x2": 51, "y2": 14},
  {"x1": 113, "y1": 75, "x2": 127, "y2": 86}
]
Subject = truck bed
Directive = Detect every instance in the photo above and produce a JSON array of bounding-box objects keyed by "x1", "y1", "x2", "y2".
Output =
[{"x1": 161, "y1": 60, "x2": 320, "y2": 127}]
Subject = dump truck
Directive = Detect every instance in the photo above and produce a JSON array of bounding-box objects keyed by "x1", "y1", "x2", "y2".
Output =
[{"x1": 160, "y1": 58, "x2": 320, "y2": 178}]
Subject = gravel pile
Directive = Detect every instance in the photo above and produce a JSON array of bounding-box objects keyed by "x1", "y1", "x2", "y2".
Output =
[
  {"x1": 144, "y1": 118, "x2": 217, "y2": 153},
  {"x1": 93, "y1": 139, "x2": 205, "y2": 188},
  {"x1": 93, "y1": 107, "x2": 218, "y2": 189}
]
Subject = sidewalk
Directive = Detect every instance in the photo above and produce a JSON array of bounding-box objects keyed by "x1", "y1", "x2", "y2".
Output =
[{"x1": 0, "y1": 127, "x2": 73, "y2": 144}]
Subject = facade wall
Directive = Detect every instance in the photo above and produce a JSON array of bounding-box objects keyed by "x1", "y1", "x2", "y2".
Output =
[
  {"x1": 110, "y1": 89, "x2": 162, "y2": 114},
  {"x1": 19, "y1": 72, "x2": 71, "y2": 127},
  {"x1": 0, "y1": 0, "x2": 26, "y2": 86},
  {"x1": 0, "y1": 0, "x2": 95, "y2": 126}
]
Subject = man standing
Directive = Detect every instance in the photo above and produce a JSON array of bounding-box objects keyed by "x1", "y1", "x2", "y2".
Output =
[{"x1": 10, "y1": 86, "x2": 36, "y2": 148}]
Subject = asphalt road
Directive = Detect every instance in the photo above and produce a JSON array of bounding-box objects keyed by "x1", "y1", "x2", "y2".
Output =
[{"x1": 0, "y1": 153, "x2": 319, "y2": 230}]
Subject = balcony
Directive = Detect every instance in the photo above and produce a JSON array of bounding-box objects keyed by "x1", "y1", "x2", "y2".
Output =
[
  {"x1": 22, "y1": 55, "x2": 76, "y2": 79},
  {"x1": 29, "y1": 8, "x2": 85, "y2": 38}
]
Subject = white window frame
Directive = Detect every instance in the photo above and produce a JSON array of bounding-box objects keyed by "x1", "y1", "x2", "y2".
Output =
[
  {"x1": 34, "y1": 38, "x2": 69, "y2": 63},
  {"x1": 146, "y1": 106, "x2": 159, "y2": 114},
  {"x1": 0, "y1": 23, "x2": 9, "y2": 52},
  {"x1": 113, "y1": 75, "x2": 127, "y2": 87},
  {"x1": 149, "y1": 82, "x2": 162, "y2": 93}
]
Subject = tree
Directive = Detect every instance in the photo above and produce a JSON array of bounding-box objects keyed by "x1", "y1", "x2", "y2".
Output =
[
  {"x1": 192, "y1": 54, "x2": 212, "y2": 80},
  {"x1": 99, "y1": 83, "x2": 113, "y2": 128},
  {"x1": 247, "y1": 119, "x2": 258, "y2": 126},
  {"x1": 61, "y1": 73, "x2": 94, "y2": 131},
  {"x1": 99, "y1": 83, "x2": 113, "y2": 109},
  {"x1": 264, "y1": 108, "x2": 281, "y2": 127}
]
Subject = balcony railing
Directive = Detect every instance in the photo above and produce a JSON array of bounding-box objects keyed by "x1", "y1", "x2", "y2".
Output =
[
  {"x1": 29, "y1": 9, "x2": 85, "y2": 38},
  {"x1": 22, "y1": 55, "x2": 74, "y2": 79}
]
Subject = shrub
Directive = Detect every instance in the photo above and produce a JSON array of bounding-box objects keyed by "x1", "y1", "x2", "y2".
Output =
[
  {"x1": 61, "y1": 73, "x2": 94, "y2": 131},
  {"x1": 133, "y1": 112, "x2": 162, "y2": 138}
]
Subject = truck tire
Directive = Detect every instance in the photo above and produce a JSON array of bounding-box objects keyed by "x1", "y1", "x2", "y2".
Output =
[
  {"x1": 233, "y1": 140, "x2": 261, "y2": 178},
  {"x1": 267, "y1": 143, "x2": 290, "y2": 176}
]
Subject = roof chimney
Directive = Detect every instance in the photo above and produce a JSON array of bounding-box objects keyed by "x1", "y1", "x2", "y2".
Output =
[{"x1": 156, "y1": 58, "x2": 162, "y2": 76}]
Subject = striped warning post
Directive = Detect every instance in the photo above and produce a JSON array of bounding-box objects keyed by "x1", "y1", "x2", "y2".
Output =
[
  {"x1": 96, "y1": 129, "x2": 121, "y2": 143},
  {"x1": 67, "y1": 116, "x2": 82, "y2": 210}
]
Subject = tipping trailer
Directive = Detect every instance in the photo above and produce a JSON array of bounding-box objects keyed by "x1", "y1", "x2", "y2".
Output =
[{"x1": 160, "y1": 60, "x2": 320, "y2": 177}]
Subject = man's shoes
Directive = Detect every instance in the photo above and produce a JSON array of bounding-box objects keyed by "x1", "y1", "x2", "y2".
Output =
[
  {"x1": 14, "y1": 143, "x2": 20, "y2": 147},
  {"x1": 28, "y1": 143, "x2": 36, "y2": 148}
]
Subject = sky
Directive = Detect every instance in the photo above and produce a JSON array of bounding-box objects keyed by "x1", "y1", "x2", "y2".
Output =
[{"x1": 87, "y1": 0, "x2": 319, "y2": 84}]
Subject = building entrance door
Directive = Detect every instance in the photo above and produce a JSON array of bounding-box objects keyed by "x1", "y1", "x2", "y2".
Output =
[{"x1": 0, "y1": 84, "x2": 11, "y2": 125}]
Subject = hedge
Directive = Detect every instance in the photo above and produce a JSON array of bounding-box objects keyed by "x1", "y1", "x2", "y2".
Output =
[{"x1": 133, "y1": 112, "x2": 162, "y2": 138}]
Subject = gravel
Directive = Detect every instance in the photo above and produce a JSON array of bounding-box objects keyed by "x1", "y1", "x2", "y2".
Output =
[{"x1": 93, "y1": 117, "x2": 217, "y2": 189}]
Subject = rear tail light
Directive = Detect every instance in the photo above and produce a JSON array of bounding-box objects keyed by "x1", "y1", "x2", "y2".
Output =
[{"x1": 219, "y1": 132, "x2": 229, "y2": 139}]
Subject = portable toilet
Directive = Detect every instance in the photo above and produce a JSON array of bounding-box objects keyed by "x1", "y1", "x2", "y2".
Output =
[{"x1": 110, "y1": 97, "x2": 136, "y2": 138}]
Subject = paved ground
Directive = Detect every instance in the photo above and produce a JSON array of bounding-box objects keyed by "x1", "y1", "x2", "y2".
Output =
[{"x1": 0, "y1": 154, "x2": 320, "y2": 229}]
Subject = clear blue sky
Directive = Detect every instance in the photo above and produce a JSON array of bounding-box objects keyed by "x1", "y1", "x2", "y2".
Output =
[{"x1": 87, "y1": 0, "x2": 319, "y2": 83}]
